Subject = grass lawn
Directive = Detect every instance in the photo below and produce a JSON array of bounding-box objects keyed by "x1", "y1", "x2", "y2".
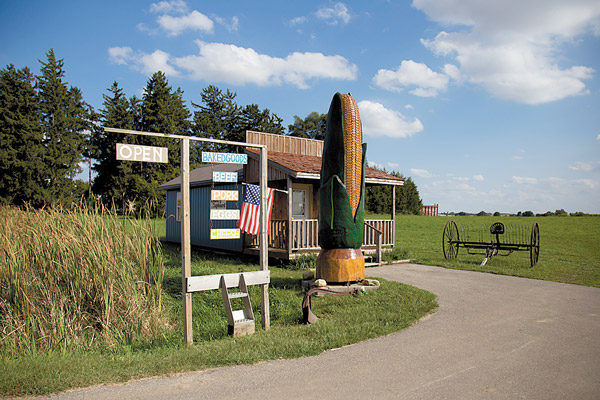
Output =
[
  {"x1": 389, "y1": 215, "x2": 600, "y2": 287},
  {"x1": 0, "y1": 243, "x2": 436, "y2": 397},
  {"x1": 4, "y1": 211, "x2": 596, "y2": 397}
]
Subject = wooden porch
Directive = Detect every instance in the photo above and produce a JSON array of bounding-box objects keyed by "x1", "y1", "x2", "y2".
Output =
[{"x1": 243, "y1": 218, "x2": 395, "y2": 260}]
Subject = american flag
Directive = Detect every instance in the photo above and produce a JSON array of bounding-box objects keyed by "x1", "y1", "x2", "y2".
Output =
[{"x1": 238, "y1": 184, "x2": 275, "y2": 235}]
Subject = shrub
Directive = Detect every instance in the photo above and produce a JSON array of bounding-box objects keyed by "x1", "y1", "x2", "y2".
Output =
[{"x1": 287, "y1": 253, "x2": 317, "y2": 270}]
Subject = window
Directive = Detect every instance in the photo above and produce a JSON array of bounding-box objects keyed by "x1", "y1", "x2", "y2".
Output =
[{"x1": 292, "y1": 189, "x2": 306, "y2": 218}]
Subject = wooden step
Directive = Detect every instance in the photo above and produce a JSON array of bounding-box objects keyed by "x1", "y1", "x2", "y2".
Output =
[{"x1": 228, "y1": 292, "x2": 249, "y2": 299}]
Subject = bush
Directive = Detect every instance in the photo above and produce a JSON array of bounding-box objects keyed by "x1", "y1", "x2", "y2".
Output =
[
  {"x1": 382, "y1": 246, "x2": 409, "y2": 263},
  {"x1": 287, "y1": 253, "x2": 317, "y2": 270}
]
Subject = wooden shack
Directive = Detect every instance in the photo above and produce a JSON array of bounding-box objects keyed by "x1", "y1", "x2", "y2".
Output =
[{"x1": 159, "y1": 131, "x2": 403, "y2": 260}]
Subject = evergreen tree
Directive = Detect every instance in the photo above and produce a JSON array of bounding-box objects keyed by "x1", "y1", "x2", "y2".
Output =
[
  {"x1": 0, "y1": 64, "x2": 46, "y2": 206},
  {"x1": 192, "y1": 85, "x2": 284, "y2": 156},
  {"x1": 37, "y1": 49, "x2": 90, "y2": 205},
  {"x1": 396, "y1": 174, "x2": 422, "y2": 215},
  {"x1": 365, "y1": 167, "x2": 423, "y2": 215},
  {"x1": 287, "y1": 111, "x2": 327, "y2": 140},
  {"x1": 192, "y1": 85, "x2": 241, "y2": 155},
  {"x1": 138, "y1": 72, "x2": 190, "y2": 213},
  {"x1": 238, "y1": 103, "x2": 284, "y2": 141},
  {"x1": 93, "y1": 81, "x2": 134, "y2": 203}
]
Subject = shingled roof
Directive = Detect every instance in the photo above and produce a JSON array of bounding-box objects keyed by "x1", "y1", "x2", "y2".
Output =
[
  {"x1": 159, "y1": 148, "x2": 403, "y2": 190},
  {"x1": 245, "y1": 148, "x2": 403, "y2": 186}
]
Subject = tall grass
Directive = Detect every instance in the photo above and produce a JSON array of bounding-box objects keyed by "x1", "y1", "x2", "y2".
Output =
[{"x1": 0, "y1": 204, "x2": 169, "y2": 357}]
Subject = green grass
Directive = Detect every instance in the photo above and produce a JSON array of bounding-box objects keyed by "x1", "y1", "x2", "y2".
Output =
[
  {"x1": 388, "y1": 214, "x2": 600, "y2": 287},
  {"x1": 1, "y1": 222, "x2": 437, "y2": 397}
]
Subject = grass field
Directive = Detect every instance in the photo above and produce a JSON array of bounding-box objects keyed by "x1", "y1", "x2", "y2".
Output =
[
  {"x1": 2, "y1": 208, "x2": 597, "y2": 397},
  {"x1": 388, "y1": 215, "x2": 600, "y2": 287},
  {"x1": 0, "y1": 207, "x2": 437, "y2": 397}
]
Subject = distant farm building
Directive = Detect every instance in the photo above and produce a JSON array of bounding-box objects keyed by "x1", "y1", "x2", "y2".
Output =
[{"x1": 421, "y1": 204, "x2": 439, "y2": 216}]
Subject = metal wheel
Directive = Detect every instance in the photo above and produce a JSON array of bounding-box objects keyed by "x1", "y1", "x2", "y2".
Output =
[
  {"x1": 530, "y1": 222, "x2": 540, "y2": 267},
  {"x1": 443, "y1": 220, "x2": 460, "y2": 259}
]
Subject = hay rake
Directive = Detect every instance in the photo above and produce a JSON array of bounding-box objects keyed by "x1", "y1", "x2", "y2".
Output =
[{"x1": 442, "y1": 220, "x2": 540, "y2": 267}]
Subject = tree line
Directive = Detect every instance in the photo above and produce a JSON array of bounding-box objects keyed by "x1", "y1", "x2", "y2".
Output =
[{"x1": 1, "y1": 49, "x2": 421, "y2": 214}]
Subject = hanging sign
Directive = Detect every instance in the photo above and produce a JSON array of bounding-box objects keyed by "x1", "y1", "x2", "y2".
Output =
[
  {"x1": 210, "y1": 229, "x2": 241, "y2": 240},
  {"x1": 210, "y1": 209, "x2": 240, "y2": 220},
  {"x1": 211, "y1": 190, "x2": 239, "y2": 201},
  {"x1": 116, "y1": 143, "x2": 168, "y2": 163},
  {"x1": 202, "y1": 152, "x2": 247, "y2": 164},
  {"x1": 212, "y1": 171, "x2": 238, "y2": 182}
]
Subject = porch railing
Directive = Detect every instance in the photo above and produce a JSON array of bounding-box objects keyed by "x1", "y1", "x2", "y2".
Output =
[
  {"x1": 363, "y1": 219, "x2": 395, "y2": 248},
  {"x1": 246, "y1": 218, "x2": 395, "y2": 251}
]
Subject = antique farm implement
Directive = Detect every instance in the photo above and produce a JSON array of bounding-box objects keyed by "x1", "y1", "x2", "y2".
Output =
[{"x1": 442, "y1": 221, "x2": 540, "y2": 267}]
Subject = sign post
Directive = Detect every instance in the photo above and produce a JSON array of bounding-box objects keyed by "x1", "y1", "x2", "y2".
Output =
[
  {"x1": 180, "y1": 138, "x2": 193, "y2": 345},
  {"x1": 260, "y1": 146, "x2": 270, "y2": 329},
  {"x1": 106, "y1": 127, "x2": 270, "y2": 345}
]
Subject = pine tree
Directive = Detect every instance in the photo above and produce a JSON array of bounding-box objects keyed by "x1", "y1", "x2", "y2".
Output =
[
  {"x1": 0, "y1": 64, "x2": 46, "y2": 206},
  {"x1": 37, "y1": 49, "x2": 90, "y2": 205},
  {"x1": 288, "y1": 112, "x2": 327, "y2": 140},
  {"x1": 93, "y1": 81, "x2": 134, "y2": 203},
  {"x1": 138, "y1": 72, "x2": 190, "y2": 213},
  {"x1": 396, "y1": 174, "x2": 422, "y2": 215},
  {"x1": 192, "y1": 85, "x2": 241, "y2": 155},
  {"x1": 365, "y1": 168, "x2": 422, "y2": 215},
  {"x1": 238, "y1": 103, "x2": 284, "y2": 141}
]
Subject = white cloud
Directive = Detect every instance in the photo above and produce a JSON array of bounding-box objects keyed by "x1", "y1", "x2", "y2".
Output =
[
  {"x1": 316, "y1": 2, "x2": 351, "y2": 25},
  {"x1": 414, "y1": 0, "x2": 600, "y2": 104},
  {"x1": 290, "y1": 16, "x2": 307, "y2": 25},
  {"x1": 513, "y1": 176, "x2": 538, "y2": 184},
  {"x1": 367, "y1": 161, "x2": 384, "y2": 170},
  {"x1": 108, "y1": 46, "x2": 133, "y2": 65},
  {"x1": 157, "y1": 10, "x2": 214, "y2": 36},
  {"x1": 108, "y1": 47, "x2": 178, "y2": 76},
  {"x1": 454, "y1": 174, "x2": 484, "y2": 182},
  {"x1": 150, "y1": 0, "x2": 188, "y2": 14},
  {"x1": 215, "y1": 16, "x2": 239, "y2": 32},
  {"x1": 172, "y1": 41, "x2": 357, "y2": 88},
  {"x1": 109, "y1": 42, "x2": 357, "y2": 88},
  {"x1": 387, "y1": 162, "x2": 400, "y2": 169},
  {"x1": 443, "y1": 63, "x2": 463, "y2": 82},
  {"x1": 373, "y1": 60, "x2": 450, "y2": 97},
  {"x1": 357, "y1": 100, "x2": 424, "y2": 138},
  {"x1": 597, "y1": 133, "x2": 600, "y2": 141},
  {"x1": 410, "y1": 168, "x2": 433, "y2": 178},
  {"x1": 140, "y1": 50, "x2": 180, "y2": 76},
  {"x1": 404, "y1": 104, "x2": 414, "y2": 110},
  {"x1": 569, "y1": 161, "x2": 594, "y2": 172},
  {"x1": 575, "y1": 179, "x2": 598, "y2": 189}
]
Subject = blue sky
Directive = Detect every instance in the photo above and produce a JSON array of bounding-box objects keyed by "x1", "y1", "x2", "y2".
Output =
[{"x1": 1, "y1": 0, "x2": 599, "y2": 213}]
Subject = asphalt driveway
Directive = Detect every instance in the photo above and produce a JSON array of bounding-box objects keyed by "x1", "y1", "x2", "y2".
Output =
[{"x1": 38, "y1": 264, "x2": 600, "y2": 399}]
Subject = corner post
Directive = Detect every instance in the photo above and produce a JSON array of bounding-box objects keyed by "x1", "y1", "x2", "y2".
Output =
[
  {"x1": 391, "y1": 185, "x2": 396, "y2": 247},
  {"x1": 259, "y1": 146, "x2": 270, "y2": 330},
  {"x1": 181, "y1": 138, "x2": 193, "y2": 345}
]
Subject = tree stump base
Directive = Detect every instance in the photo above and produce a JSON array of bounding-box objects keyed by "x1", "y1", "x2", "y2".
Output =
[{"x1": 316, "y1": 248, "x2": 365, "y2": 283}]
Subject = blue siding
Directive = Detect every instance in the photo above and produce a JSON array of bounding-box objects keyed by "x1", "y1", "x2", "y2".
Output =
[{"x1": 165, "y1": 184, "x2": 243, "y2": 252}]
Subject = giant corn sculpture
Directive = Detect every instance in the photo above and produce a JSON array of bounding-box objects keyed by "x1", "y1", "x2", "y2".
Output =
[{"x1": 317, "y1": 93, "x2": 366, "y2": 283}]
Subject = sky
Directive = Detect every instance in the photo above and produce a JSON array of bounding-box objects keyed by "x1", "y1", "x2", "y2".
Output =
[{"x1": 1, "y1": 0, "x2": 599, "y2": 214}]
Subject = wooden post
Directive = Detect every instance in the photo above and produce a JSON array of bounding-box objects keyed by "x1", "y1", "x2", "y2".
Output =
[
  {"x1": 287, "y1": 176, "x2": 293, "y2": 254},
  {"x1": 391, "y1": 185, "x2": 396, "y2": 248},
  {"x1": 181, "y1": 138, "x2": 193, "y2": 346},
  {"x1": 259, "y1": 146, "x2": 270, "y2": 330}
]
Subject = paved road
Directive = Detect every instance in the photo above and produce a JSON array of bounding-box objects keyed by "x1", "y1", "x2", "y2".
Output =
[{"x1": 39, "y1": 264, "x2": 600, "y2": 400}]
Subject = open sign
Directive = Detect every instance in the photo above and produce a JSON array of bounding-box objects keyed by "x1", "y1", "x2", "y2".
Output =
[{"x1": 116, "y1": 143, "x2": 168, "y2": 163}]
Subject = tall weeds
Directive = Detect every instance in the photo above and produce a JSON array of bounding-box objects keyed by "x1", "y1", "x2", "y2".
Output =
[{"x1": 0, "y1": 203, "x2": 169, "y2": 357}]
